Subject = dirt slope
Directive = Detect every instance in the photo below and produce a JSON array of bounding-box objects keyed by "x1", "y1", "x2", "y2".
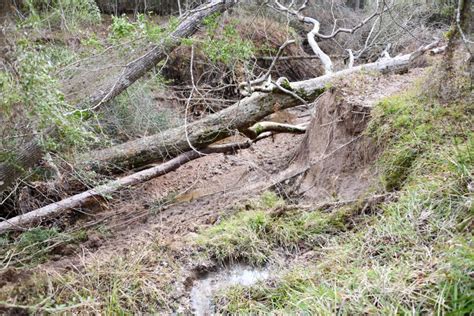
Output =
[{"x1": 0, "y1": 67, "x2": 427, "y2": 314}]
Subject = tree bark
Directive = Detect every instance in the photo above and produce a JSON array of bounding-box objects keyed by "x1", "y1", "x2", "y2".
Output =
[
  {"x1": 0, "y1": 141, "x2": 255, "y2": 234},
  {"x1": 83, "y1": 51, "x2": 424, "y2": 174},
  {"x1": 0, "y1": 120, "x2": 308, "y2": 233},
  {"x1": 0, "y1": 0, "x2": 238, "y2": 194}
]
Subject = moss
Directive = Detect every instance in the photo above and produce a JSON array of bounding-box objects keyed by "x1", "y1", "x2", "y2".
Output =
[
  {"x1": 197, "y1": 192, "x2": 370, "y2": 265},
  {"x1": 253, "y1": 123, "x2": 265, "y2": 136},
  {"x1": 306, "y1": 87, "x2": 326, "y2": 100},
  {"x1": 208, "y1": 68, "x2": 473, "y2": 314},
  {"x1": 443, "y1": 25, "x2": 457, "y2": 40},
  {"x1": 277, "y1": 78, "x2": 325, "y2": 101},
  {"x1": 296, "y1": 88, "x2": 309, "y2": 99},
  {"x1": 279, "y1": 78, "x2": 292, "y2": 90}
]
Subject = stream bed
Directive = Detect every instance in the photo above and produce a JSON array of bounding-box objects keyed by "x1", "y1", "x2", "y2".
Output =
[{"x1": 189, "y1": 264, "x2": 270, "y2": 315}]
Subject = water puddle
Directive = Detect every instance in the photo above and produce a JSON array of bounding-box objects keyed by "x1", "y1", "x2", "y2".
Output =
[{"x1": 189, "y1": 264, "x2": 270, "y2": 315}]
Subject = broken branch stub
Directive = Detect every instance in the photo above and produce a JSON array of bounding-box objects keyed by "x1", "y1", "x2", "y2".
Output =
[{"x1": 83, "y1": 48, "x2": 436, "y2": 174}]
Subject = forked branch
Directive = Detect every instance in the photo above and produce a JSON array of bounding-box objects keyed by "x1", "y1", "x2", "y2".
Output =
[{"x1": 271, "y1": 0, "x2": 389, "y2": 74}]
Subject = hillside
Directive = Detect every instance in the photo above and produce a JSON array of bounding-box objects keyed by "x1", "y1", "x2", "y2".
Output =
[{"x1": 0, "y1": 0, "x2": 472, "y2": 314}]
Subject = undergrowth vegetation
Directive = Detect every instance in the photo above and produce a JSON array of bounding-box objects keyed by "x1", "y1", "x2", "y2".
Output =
[
  {"x1": 0, "y1": 1, "x2": 471, "y2": 314},
  {"x1": 0, "y1": 40, "x2": 92, "y2": 159},
  {"x1": 199, "y1": 13, "x2": 255, "y2": 65},
  {"x1": 0, "y1": 227, "x2": 87, "y2": 267},
  {"x1": 198, "y1": 64, "x2": 473, "y2": 314},
  {"x1": 198, "y1": 191, "x2": 372, "y2": 265},
  {"x1": 0, "y1": 65, "x2": 471, "y2": 313},
  {"x1": 0, "y1": 2, "x2": 182, "y2": 169},
  {"x1": 20, "y1": 0, "x2": 101, "y2": 30},
  {"x1": 0, "y1": 233, "x2": 181, "y2": 314}
]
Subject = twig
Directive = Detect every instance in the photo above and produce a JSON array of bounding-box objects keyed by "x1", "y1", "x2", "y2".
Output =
[
  {"x1": 272, "y1": 78, "x2": 308, "y2": 105},
  {"x1": 382, "y1": 0, "x2": 431, "y2": 44},
  {"x1": 239, "y1": 39, "x2": 296, "y2": 95},
  {"x1": 184, "y1": 45, "x2": 209, "y2": 156}
]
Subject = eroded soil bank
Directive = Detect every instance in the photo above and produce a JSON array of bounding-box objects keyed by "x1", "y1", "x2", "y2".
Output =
[{"x1": 1, "y1": 65, "x2": 472, "y2": 314}]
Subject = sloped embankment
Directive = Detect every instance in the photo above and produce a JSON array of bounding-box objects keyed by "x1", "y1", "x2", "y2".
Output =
[
  {"x1": 0, "y1": 62, "x2": 470, "y2": 314},
  {"x1": 197, "y1": 60, "x2": 473, "y2": 314}
]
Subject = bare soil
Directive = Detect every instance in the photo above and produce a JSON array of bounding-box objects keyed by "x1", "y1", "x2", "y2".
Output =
[{"x1": 0, "y1": 67, "x2": 426, "y2": 313}]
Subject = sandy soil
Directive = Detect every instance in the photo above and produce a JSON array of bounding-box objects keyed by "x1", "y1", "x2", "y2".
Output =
[{"x1": 0, "y1": 67, "x2": 427, "y2": 314}]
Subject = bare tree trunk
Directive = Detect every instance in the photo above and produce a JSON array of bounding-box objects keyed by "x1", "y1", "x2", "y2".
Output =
[
  {"x1": 0, "y1": 0, "x2": 238, "y2": 194},
  {"x1": 0, "y1": 44, "x2": 443, "y2": 232},
  {"x1": 83, "y1": 51, "x2": 424, "y2": 174},
  {"x1": 84, "y1": 89, "x2": 306, "y2": 173},
  {"x1": 0, "y1": 141, "x2": 256, "y2": 234},
  {"x1": 0, "y1": 121, "x2": 308, "y2": 233}
]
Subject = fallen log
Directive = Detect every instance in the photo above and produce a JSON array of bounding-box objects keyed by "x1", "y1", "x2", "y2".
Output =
[
  {"x1": 0, "y1": 141, "x2": 251, "y2": 233},
  {"x1": 0, "y1": 120, "x2": 306, "y2": 233},
  {"x1": 84, "y1": 48, "x2": 431, "y2": 173},
  {"x1": 0, "y1": 0, "x2": 238, "y2": 194},
  {"x1": 244, "y1": 121, "x2": 307, "y2": 139}
]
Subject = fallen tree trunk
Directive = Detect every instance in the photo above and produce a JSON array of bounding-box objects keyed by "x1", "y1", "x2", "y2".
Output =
[
  {"x1": 84, "y1": 50, "x2": 424, "y2": 173},
  {"x1": 79, "y1": 0, "x2": 238, "y2": 111},
  {"x1": 0, "y1": 126, "x2": 299, "y2": 234},
  {"x1": 0, "y1": 0, "x2": 237, "y2": 194},
  {"x1": 0, "y1": 121, "x2": 307, "y2": 233},
  {"x1": 0, "y1": 142, "x2": 250, "y2": 233}
]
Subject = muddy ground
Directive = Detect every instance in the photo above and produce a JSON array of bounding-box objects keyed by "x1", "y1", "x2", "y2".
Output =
[{"x1": 0, "y1": 67, "x2": 426, "y2": 314}]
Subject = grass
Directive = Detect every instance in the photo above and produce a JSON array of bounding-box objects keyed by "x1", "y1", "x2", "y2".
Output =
[
  {"x1": 200, "y1": 66, "x2": 473, "y2": 314},
  {"x1": 0, "y1": 59, "x2": 471, "y2": 314},
  {"x1": 0, "y1": 228, "x2": 88, "y2": 267},
  {"x1": 0, "y1": 232, "x2": 183, "y2": 314},
  {"x1": 197, "y1": 191, "x2": 380, "y2": 265},
  {"x1": 214, "y1": 178, "x2": 472, "y2": 313}
]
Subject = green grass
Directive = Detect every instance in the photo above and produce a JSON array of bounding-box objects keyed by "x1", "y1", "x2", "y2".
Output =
[
  {"x1": 0, "y1": 233, "x2": 182, "y2": 314},
  {"x1": 1, "y1": 62, "x2": 471, "y2": 314},
  {"x1": 197, "y1": 191, "x2": 379, "y2": 265},
  {"x1": 214, "y1": 177, "x2": 472, "y2": 313},
  {"x1": 201, "y1": 68, "x2": 473, "y2": 314},
  {"x1": 0, "y1": 228, "x2": 88, "y2": 267}
]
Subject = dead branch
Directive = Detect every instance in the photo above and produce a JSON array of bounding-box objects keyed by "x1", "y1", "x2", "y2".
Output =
[
  {"x1": 0, "y1": 123, "x2": 310, "y2": 233},
  {"x1": 270, "y1": 0, "x2": 388, "y2": 74},
  {"x1": 82, "y1": 45, "x2": 441, "y2": 174},
  {"x1": 0, "y1": 0, "x2": 238, "y2": 195},
  {"x1": 239, "y1": 39, "x2": 296, "y2": 96},
  {"x1": 0, "y1": 142, "x2": 249, "y2": 234},
  {"x1": 269, "y1": 193, "x2": 395, "y2": 218},
  {"x1": 245, "y1": 121, "x2": 307, "y2": 139}
]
